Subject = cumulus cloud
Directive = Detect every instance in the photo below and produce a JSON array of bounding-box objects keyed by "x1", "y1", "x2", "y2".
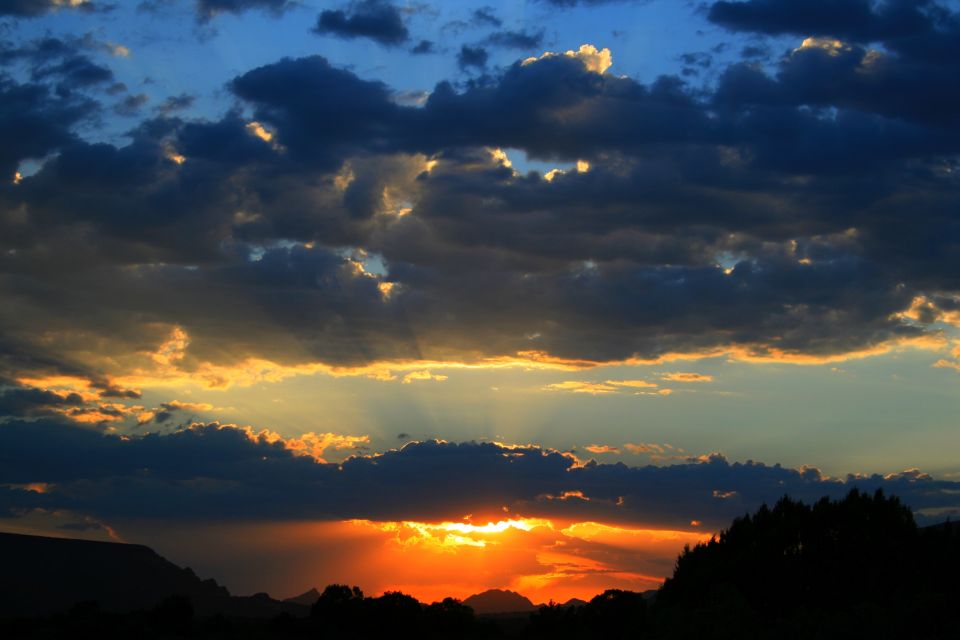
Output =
[{"x1": 1, "y1": 12, "x2": 960, "y2": 393}]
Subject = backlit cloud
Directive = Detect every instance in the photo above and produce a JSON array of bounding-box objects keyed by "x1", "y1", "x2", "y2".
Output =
[
  {"x1": 2, "y1": 420, "x2": 958, "y2": 529},
  {"x1": 3, "y1": 26, "x2": 960, "y2": 388}
]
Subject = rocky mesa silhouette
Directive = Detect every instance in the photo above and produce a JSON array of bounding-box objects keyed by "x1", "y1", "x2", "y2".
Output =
[
  {"x1": 462, "y1": 588, "x2": 537, "y2": 614},
  {"x1": 0, "y1": 531, "x2": 306, "y2": 618}
]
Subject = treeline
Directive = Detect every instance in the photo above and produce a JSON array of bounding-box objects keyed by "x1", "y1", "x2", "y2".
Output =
[
  {"x1": 528, "y1": 489, "x2": 960, "y2": 639},
  {"x1": 2, "y1": 489, "x2": 959, "y2": 639},
  {"x1": 652, "y1": 488, "x2": 960, "y2": 639}
]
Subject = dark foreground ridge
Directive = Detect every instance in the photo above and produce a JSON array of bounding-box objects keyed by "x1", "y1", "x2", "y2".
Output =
[
  {"x1": 462, "y1": 589, "x2": 537, "y2": 615},
  {"x1": 0, "y1": 531, "x2": 306, "y2": 619},
  {"x1": 1, "y1": 489, "x2": 959, "y2": 638}
]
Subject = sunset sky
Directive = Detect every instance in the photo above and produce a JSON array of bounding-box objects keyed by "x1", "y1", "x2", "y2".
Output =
[{"x1": 2, "y1": 0, "x2": 960, "y2": 603}]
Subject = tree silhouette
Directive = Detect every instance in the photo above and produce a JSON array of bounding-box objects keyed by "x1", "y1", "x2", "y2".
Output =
[
  {"x1": 652, "y1": 488, "x2": 959, "y2": 638},
  {"x1": 525, "y1": 589, "x2": 647, "y2": 639}
]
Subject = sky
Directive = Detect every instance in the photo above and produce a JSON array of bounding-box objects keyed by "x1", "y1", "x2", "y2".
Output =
[{"x1": 2, "y1": 0, "x2": 960, "y2": 603}]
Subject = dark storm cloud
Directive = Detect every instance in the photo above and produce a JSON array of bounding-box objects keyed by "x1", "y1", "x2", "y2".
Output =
[
  {"x1": 1, "y1": 421, "x2": 957, "y2": 527},
  {"x1": 313, "y1": 0, "x2": 409, "y2": 47}
]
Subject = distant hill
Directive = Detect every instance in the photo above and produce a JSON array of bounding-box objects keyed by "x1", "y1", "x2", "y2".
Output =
[
  {"x1": 463, "y1": 589, "x2": 536, "y2": 614},
  {"x1": 0, "y1": 531, "x2": 307, "y2": 618},
  {"x1": 284, "y1": 587, "x2": 321, "y2": 606}
]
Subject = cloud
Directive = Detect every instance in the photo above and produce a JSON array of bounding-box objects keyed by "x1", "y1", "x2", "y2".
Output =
[
  {"x1": 0, "y1": 0, "x2": 99, "y2": 17},
  {"x1": 3, "y1": 31, "x2": 960, "y2": 388},
  {"x1": 585, "y1": 444, "x2": 619, "y2": 454},
  {"x1": 114, "y1": 93, "x2": 148, "y2": 116},
  {"x1": 545, "y1": 380, "x2": 659, "y2": 395},
  {"x1": 410, "y1": 40, "x2": 434, "y2": 55},
  {"x1": 457, "y1": 45, "x2": 488, "y2": 70},
  {"x1": 401, "y1": 370, "x2": 448, "y2": 384},
  {"x1": 195, "y1": 0, "x2": 292, "y2": 20},
  {"x1": 155, "y1": 93, "x2": 194, "y2": 115},
  {"x1": 545, "y1": 381, "x2": 620, "y2": 395},
  {"x1": 538, "y1": 0, "x2": 652, "y2": 6},
  {"x1": 0, "y1": 383, "x2": 85, "y2": 418},
  {"x1": 521, "y1": 43, "x2": 613, "y2": 74},
  {"x1": 471, "y1": 7, "x2": 501, "y2": 28},
  {"x1": 1, "y1": 420, "x2": 958, "y2": 528},
  {"x1": 314, "y1": 1, "x2": 409, "y2": 47},
  {"x1": 661, "y1": 372, "x2": 713, "y2": 383},
  {"x1": 707, "y1": 0, "x2": 946, "y2": 44},
  {"x1": 484, "y1": 29, "x2": 544, "y2": 50},
  {"x1": 624, "y1": 443, "x2": 670, "y2": 455}
]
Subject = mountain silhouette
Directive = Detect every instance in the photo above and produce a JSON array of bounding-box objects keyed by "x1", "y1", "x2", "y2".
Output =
[
  {"x1": 462, "y1": 588, "x2": 537, "y2": 614},
  {"x1": 283, "y1": 587, "x2": 321, "y2": 606},
  {"x1": 562, "y1": 597, "x2": 589, "y2": 608},
  {"x1": 0, "y1": 531, "x2": 306, "y2": 618}
]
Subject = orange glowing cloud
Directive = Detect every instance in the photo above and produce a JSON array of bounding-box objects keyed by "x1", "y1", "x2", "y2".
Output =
[
  {"x1": 661, "y1": 372, "x2": 714, "y2": 383},
  {"x1": 333, "y1": 516, "x2": 712, "y2": 604},
  {"x1": 14, "y1": 321, "x2": 948, "y2": 402},
  {"x1": 543, "y1": 379, "x2": 658, "y2": 395},
  {"x1": 204, "y1": 423, "x2": 369, "y2": 463},
  {"x1": 401, "y1": 370, "x2": 449, "y2": 384},
  {"x1": 585, "y1": 444, "x2": 620, "y2": 454}
]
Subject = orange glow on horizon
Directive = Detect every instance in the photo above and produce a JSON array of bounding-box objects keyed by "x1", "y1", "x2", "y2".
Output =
[
  {"x1": 118, "y1": 517, "x2": 713, "y2": 607},
  {"x1": 336, "y1": 516, "x2": 712, "y2": 604},
  {"x1": 354, "y1": 518, "x2": 555, "y2": 549}
]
